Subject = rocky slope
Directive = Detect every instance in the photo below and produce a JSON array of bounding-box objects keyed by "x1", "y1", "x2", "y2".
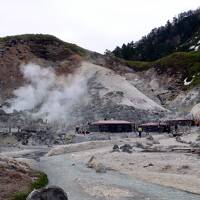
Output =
[
  {"x1": 0, "y1": 34, "x2": 200, "y2": 133},
  {"x1": 0, "y1": 34, "x2": 84, "y2": 102},
  {"x1": 110, "y1": 7, "x2": 200, "y2": 118},
  {"x1": 0, "y1": 34, "x2": 168, "y2": 127},
  {"x1": 125, "y1": 52, "x2": 200, "y2": 118}
]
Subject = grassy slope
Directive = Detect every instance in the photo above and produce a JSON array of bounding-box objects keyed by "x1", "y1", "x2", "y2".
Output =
[
  {"x1": 0, "y1": 34, "x2": 87, "y2": 56},
  {"x1": 1, "y1": 34, "x2": 199, "y2": 88},
  {"x1": 126, "y1": 51, "x2": 200, "y2": 88}
]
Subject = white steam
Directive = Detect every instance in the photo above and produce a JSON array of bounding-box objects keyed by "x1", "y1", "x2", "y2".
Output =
[{"x1": 6, "y1": 63, "x2": 89, "y2": 123}]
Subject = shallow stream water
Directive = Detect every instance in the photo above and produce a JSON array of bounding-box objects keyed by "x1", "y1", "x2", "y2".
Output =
[{"x1": 40, "y1": 154, "x2": 200, "y2": 200}]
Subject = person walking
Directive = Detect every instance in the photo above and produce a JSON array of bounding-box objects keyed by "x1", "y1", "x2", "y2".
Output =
[{"x1": 138, "y1": 127, "x2": 143, "y2": 138}]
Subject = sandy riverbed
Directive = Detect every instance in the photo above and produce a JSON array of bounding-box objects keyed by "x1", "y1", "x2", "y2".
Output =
[{"x1": 47, "y1": 133, "x2": 200, "y2": 195}]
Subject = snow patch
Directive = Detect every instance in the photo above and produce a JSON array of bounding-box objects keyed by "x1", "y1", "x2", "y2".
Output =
[
  {"x1": 190, "y1": 45, "x2": 195, "y2": 50},
  {"x1": 195, "y1": 45, "x2": 199, "y2": 51},
  {"x1": 184, "y1": 78, "x2": 193, "y2": 86}
]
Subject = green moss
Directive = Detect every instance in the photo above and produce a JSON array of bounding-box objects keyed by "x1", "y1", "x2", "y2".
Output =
[
  {"x1": 12, "y1": 171, "x2": 48, "y2": 200},
  {"x1": 0, "y1": 34, "x2": 59, "y2": 43},
  {"x1": 12, "y1": 193, "x2": 28, "y2": 200},
  {"x1": 63, "y1": 43, "x2": 86, "y2": 56},
  {"x1": 30, "y1": 172, "x2": 48, "y2": 190}
]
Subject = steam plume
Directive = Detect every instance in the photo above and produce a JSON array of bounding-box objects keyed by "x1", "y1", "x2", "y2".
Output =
[{"x1": 6, "y1": 63, "x2": 89, "y2": 123}]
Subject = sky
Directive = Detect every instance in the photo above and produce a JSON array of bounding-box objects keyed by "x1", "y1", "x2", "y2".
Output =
[{"x1": 0, "y1": 0, "x2": 199, "y2": 53}]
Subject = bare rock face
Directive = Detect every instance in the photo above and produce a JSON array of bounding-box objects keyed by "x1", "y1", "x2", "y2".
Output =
[{"x1": 26, "y1": 186, "x2": 68, "y2": 200}]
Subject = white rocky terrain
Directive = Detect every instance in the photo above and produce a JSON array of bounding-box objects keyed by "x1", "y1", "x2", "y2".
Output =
[
  {"x1": 40, "y1": 130, "x2": 200, "y2": 200},
  {"x1": 1, "y1": 61, "x2": 167, "y2": 132},
  {"x1": 81, "y1": 62, "x2": 166, "y2": 111}
]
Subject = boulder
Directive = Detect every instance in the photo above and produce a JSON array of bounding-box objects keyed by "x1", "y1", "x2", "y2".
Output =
[
  {"x1": 112, "y1": 144, "x2": 120, "y2": 152},
  {"x1": 26, "y1": 186, "x2": 68, "y2": 200},
  {"x1": 0, "y1": 109, "x2": 6, "y2": 115},
  {"x1": 86, "y1": 156, "x2": 107, "y2": 173},
  {"x1": 190, "y1": 142, "x2": 200, "y2": 148},
  {"x1": 143, "y1": 163, "x2": 154, "y2": 168},
  {"x1": 196, "y1": 134, "x2": 200, "y2": 141},
  {"x1": 120, "y1": 144, "x2": 132, "y2": 153},
  {"x1": 135, "y1": 142, "x2": 146, "y2": 149},
  {"x1": 86, "y1": 156, "x2": 96, "y2": 168},
  {"x1": 95, "y1": 163, "x2": 107, "y2": 173}
]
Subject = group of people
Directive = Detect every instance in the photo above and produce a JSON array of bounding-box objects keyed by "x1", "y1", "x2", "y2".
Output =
[
  {"x1": 75, "y1": 126, "x2": 90, "y2": 135},
  {"x1": 75, "y1": 126, "x2": 144, "y2": 137},
  {"x1": 75, "y1": 125, "x2": 180, "y2": 138}
]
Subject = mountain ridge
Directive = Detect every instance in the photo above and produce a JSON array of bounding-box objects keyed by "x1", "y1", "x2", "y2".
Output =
[
  {"x1": 0, "y1": 32, "x2": 199, "y2": 125},
  {"x1": 112, "y1": 8, "x2": 200, "y2": 61}
]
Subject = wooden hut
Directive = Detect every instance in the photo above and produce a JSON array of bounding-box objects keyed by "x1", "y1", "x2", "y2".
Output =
[
  {"x1": 89, "y1": 120, "x2": 133, "y2": 133},
  {"x1": 165, "y1": 118, "x2": 194, "y2": 126},
  {"x1": 139, "y1": 122, "x2": 170, "y2": 133}
]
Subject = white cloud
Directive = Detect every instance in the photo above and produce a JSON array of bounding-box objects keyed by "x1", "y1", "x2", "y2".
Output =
[{"x1": 0, "y1": 0, "x2": 199, "y2": 53}]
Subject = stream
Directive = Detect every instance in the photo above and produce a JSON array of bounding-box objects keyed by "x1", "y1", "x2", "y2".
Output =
[{"x1": 39, "y1": 153, "x2": 200, "y2": 200}]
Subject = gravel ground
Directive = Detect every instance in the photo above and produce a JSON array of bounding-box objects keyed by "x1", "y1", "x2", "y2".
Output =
[{"x1": 40, "y1": 133, "x2": 200, "y2": 199}]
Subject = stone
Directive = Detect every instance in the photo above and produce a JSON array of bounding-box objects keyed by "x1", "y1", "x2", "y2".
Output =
[
  {"x1": 176, "y1": 136, "x2": 182, "y2": 143},
  {"x1": 95, "y1": 163, "x2": 107, "y2": 173},
  {"x1": 113, "y1": 144, "x2": 119, "y2": 150},
  {"x1": 146, "y1": 141, "x2": 153, "y2": 146},
  {"x1": 26, "y1": 186, "x2": 68, "y2": 200},
  {"x1": 86, "y1": 156, "x2": 107, "y2": 173},
  {"x1": 112, "y1": 144, "x2": 120, "y2": 152},
  {"x1": 146, "y1": 135, "x2": 154, "y2": 140},
  {"x1": 0, "y1": 109, "x2": 6, "y2": 115},
  {"x1": 135, "y1": 142, "x2": 145, "y2": 149},
  {"x1": 190, "y1": 142, "x2": 200, "y2": 148},
  {"x1": 86, "y1": 156, "x2": 98, "y2": 169},
  {"x1": 120, "y1": 144, "x2": 133, "y2": 153},
  {"x1": 143, "y1": 163, "x2": 154, "y2": 168},
  {"x1": 196, "y1": 134, "x2": 200, "y2": 141}
]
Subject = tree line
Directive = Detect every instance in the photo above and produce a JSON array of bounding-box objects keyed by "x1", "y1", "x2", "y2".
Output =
[{"x1": 112, "y1": 8, "x2": 200, "y2": 61}]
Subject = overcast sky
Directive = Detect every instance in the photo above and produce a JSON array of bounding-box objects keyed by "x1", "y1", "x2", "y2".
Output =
[{"x1": 0, "y1": 0, "x2": 199, "y2": 53}]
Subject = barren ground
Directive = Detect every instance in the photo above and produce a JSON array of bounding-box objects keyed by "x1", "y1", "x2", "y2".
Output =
[{"x1": 41, "y1": 132, "x2": 200, "y2": 199}]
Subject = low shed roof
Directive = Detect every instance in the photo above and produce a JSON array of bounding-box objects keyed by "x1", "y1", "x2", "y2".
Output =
[
  {"x1": 140, "y1": 122, "x2": 167, "y2": 127},
  {"x1": 165, "y1": 118, "x2": 193, "y2": 122},
  {"x1": 92, "y1": 120, "x2": 132, "y2": 125}
]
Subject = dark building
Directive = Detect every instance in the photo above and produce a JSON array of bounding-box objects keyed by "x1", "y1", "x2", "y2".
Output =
[
  {"x1": 139, "y1": 122, "x2": 170, "y2": 133},
  {"x1": 89, "y1": 120, "x2": 133, "y2": 133},
  {"x1": 165, "y1": 118, "x2": 195, "y2": 126}
]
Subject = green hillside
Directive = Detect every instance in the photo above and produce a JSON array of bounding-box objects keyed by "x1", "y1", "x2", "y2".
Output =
[
  {"x1": 113, "y1": 8, "x2": 200, "y2": 61},
  {"x1": 0, "y1": 34, "x2": 87, "y2": 58},
  {"x1": 126, "y1": 51, "x2": 200, "y2": 88}
]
